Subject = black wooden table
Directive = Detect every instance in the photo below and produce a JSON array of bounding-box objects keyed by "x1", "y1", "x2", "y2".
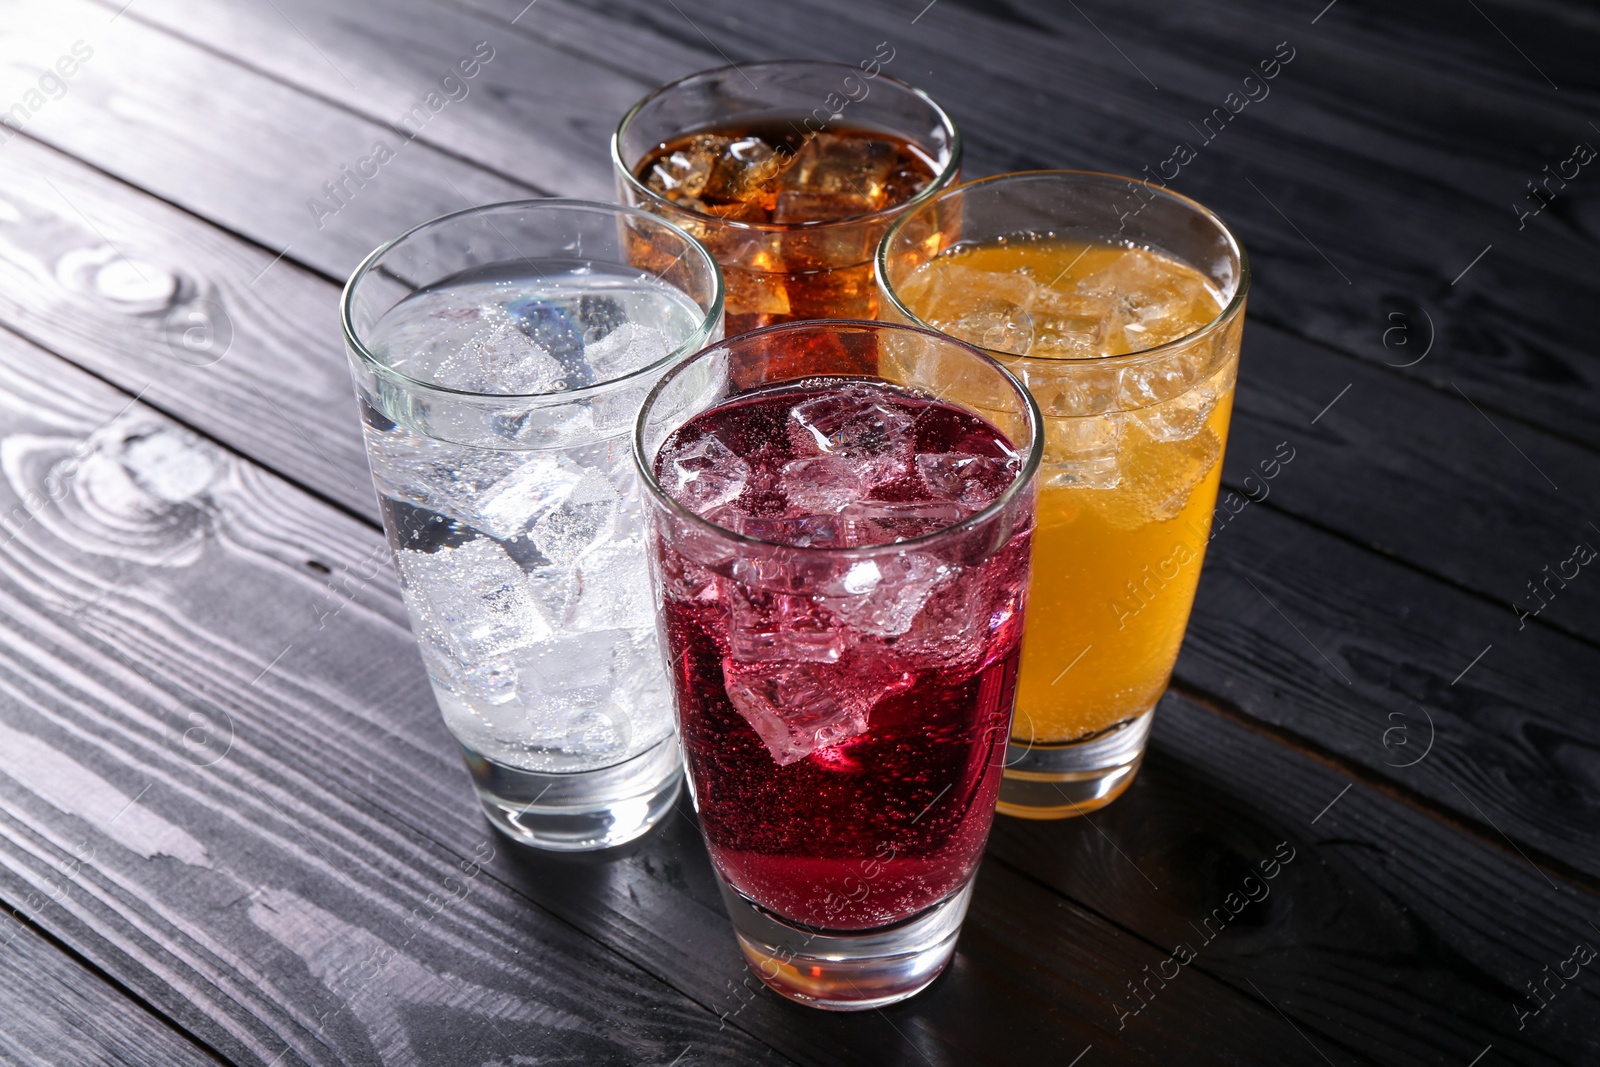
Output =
[{"x1": 0, "y1": 0, "x2": 1596, "y2": 1063}]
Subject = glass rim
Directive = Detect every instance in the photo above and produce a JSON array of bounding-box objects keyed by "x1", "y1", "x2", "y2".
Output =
[
  {"x1": 632, "y1": 318, "x2": 1044, "y2": 557},
  {"x1": 610, "y1": 59, "x2": 964, "y2": 234},
  {"x1": 876, "y1": 169, "x2": 1251, "y2": 368},
  {"x1": 340, "y1": 197, "x2": 726, "y2": 404}
]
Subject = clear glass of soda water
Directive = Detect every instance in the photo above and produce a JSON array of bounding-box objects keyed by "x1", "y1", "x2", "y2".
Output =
[{"x1": 342, "y1": 200, "x2": 723, "y2": 850}]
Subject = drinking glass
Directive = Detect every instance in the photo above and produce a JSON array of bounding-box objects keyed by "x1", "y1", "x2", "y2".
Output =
[
  {"x1": 878, "y1": 171, "x2": 1248, "y2": 818},
  {"x1": 342, "y1": 200, "x2": 723, "y2": 850},
  {"x1": 634, "y1": 320, "x2": 1041, "y2": 1008},
  {"x1": 612, "y1": 60, "x2": 960, "y2": 337}
]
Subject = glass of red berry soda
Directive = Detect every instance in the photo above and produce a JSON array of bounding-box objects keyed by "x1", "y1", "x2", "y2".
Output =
[{"x1": 633, "y1": 320, "x2": 1041, "y2": 1009}]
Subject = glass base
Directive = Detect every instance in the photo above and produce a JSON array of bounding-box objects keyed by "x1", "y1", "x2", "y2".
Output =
[
  {"x1": 997, "y1": 708, "x2": 1154, "y2": 819},
  {"x1": 717, "y1": 876, "x2": 972, "y2": 1010},
  {"x1": 462, "y1": 735, "x2": 682, "y2": 851}
]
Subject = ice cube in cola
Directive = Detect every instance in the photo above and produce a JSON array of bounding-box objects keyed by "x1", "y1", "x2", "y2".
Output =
[{"x1": 638, "y1": 122, "x2": 942, "y2": 333}]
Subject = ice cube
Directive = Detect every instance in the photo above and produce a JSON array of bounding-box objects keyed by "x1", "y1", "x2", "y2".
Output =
[
  {"x1": 519, "y1": 558, "x2": 578, "y2": 628},
  {"x1": 563, "y1": 702, "x2": 634, "y2": 759},
  {"x1": 771, "y1": 190, "x2": 876, "y2": 223},
  {"x1": 1041, "y1": 413, "x2": 1124, "y2": 490},
  {"x1": 932, "y1": 297, "x2": 1033, "y2": 355},
  {"x1": 781, "y1": 454, "x2": 902, "y2": 512},
  {"x1": 475, "y1": 454, "x2": 585, "y2": 541},
  {"x1": 518, "y1": 630, "x2": 625, "y2": 698},
  {"x1": 644, "y1": 134, "x2": 728, "y2": 200},
  {"x1": 581, "y1": 320, "x2": 672, "y2": 382},
  {"x1": 722, "y1": 660, "x2": 870, "y2": 766},
  {"x1": 916, "y1": 453, "x2": 1017, "y2": 508},
  {"x1": 608, "y1": 627, "x2": 673, "y2": 711},
  {"x1": 703, "y1": 136, "x2": 787, "y2": 204},
  {"x1": 820, "y1": 551, "x2": 949, "y2": 636},
  {"x1": 788, "y1": 386, "x2": 915, "y2": 461},
  {"x1": 1123, "y1": 358, "x2": 1235, "y2": 443},
  {"x1": 726, "y1": 581, "x2": 845, "y2": 663},
  {"x1": 461, "y1": 655, "x2": 520, "y2": 705},
  {"x1": 840, "y1": 500, "x2": 968, "y2": 546},
  {"x1": 568, "y1": 537, "x2": 653, "y2": 632},
  {"x1": 1100, "y1": 426, "x2": 1221, "y2": 528},
  {"x1": 397, "y1": 539, "x2": 551, "y2": 698},
  {"x1": 728, "y1": 511, "x2": 845, "y2": 548},
  {"x1": 529, "y1": 467, "x2": 619, "y2": 567},
  {"x1": 722, "y1": 656, "x2": 916, "y2": 766},
  {"x1": 664, "y1": 434, "x2": 750, "y2": 514},
  {"x1": 781, "y1": 134, "x2": 897, "y2": 204},
  {"x1": 1076, "y1": 248, "x2": 1220, "y2": 353},
  {"x1": 896, "y1": 572, "x2": 1024, "y2": 673},
  {"x1": 430, "y1": 304, "x2": 568, "y2": 394}
]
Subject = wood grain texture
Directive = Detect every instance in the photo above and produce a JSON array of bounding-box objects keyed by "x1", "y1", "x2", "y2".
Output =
[
  {"x1": 989, "y1": 689, "x2": 1600, "y2": 1066},
  {"x1": 85, "y1": 0, "x2": 640, "y2": 202},
  {"x1": 0, "y1": 918, "x2": 220, "y2": 1066},
  {"x1": 0, "y1": 0, "x2": 532, "y2": 280},
  {"x1": 0, "y1": 330, "x2": 787, "y2": 1066},
  {"x1": 1178, "y1": 488, "x2": 1600, "y2": 885},
  {"x1": 0, "y1": 135, "x2": 374, "y2": 520}
]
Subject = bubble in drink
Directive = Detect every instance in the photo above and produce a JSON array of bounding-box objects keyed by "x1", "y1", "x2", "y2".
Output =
[
  {"x1": 897, "y1": 236, "x2": 1238, "y2": 746},
  {"x1": 651, "y1": 378, "x2": 1033, "y2": 929},
  {"x1": 362, "y1": 261, "x2": 704, "y2": 774}
]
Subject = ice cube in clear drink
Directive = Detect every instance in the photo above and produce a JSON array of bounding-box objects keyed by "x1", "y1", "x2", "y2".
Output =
[
  {"x1": 529, "y1": 467, "x2": 619, "y2": 566},
  {"x1": 819, "y1": 551, "x2": 949, "y2": 636},
  {"x1": 721, "y1": 660, "x2": 867, "y2": 766}
]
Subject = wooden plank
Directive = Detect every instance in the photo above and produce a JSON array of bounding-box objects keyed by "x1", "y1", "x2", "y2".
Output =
[
  {"x1": 0, "y1": 918, "x2": 219, "y2": 1066},
  {"x1": 0, "y1": 331, "x2": 786, "y2": 1066},
  {"x1": 82, "y1": 0, "x2": 642, "y2": 202},
  {"x1": 990, "y1": 689, "x2": 1600, "y2": 1066},
  {"x1": 1224, "y1": 321, "x2": 1600, "y2": 647}
]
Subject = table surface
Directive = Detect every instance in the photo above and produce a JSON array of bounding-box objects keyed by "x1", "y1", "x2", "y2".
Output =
[{"x1": 0, "y1": 0, "x2": 1596, "y2": 1063}]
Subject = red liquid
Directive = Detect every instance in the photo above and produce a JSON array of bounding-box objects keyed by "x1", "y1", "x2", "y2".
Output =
[{"x1": 652, "y1": 380, "x2": 1032, "y2": 930}]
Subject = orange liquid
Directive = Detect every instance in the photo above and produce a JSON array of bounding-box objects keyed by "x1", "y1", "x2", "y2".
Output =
[{"x1": 897, "y1": 239, "x2": 1238, "y2": 742}]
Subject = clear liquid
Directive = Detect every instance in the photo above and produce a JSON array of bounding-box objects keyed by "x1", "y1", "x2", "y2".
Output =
[
  {"x1": 370, "y1": 261, "x2": 708, "y2": 394},
  {"x1": 362, "y1": 262, "x2": 704, "y2": 773}
]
